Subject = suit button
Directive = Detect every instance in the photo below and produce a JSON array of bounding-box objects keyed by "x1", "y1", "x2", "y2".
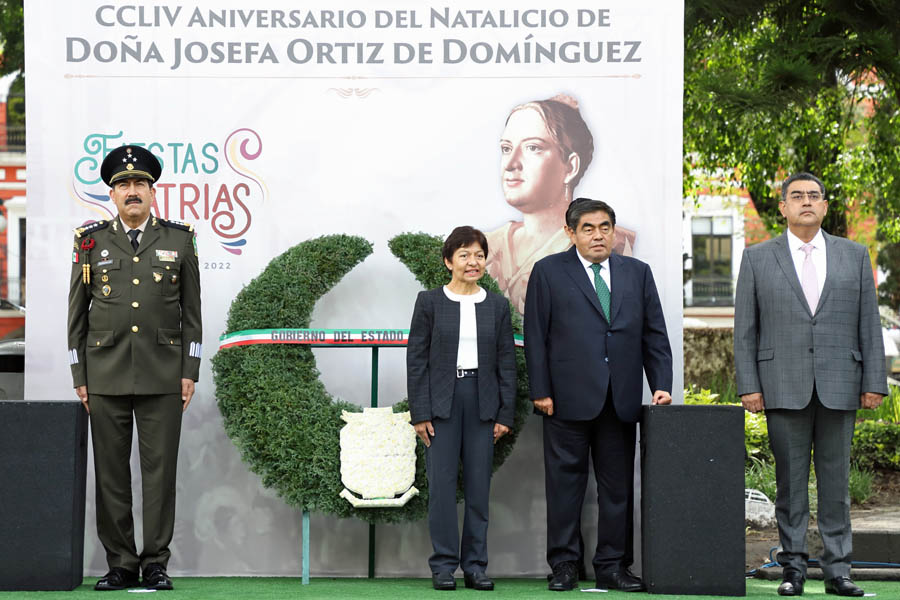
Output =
[
  {"x1": 604, "y1": 357, "x2": 608, "y2": 362},
  {"x1": 606, "y1": 332, "x2": 612, "y2": 337},
  {"x1": 812, "y1": 320, "x2": 816, "y2": 326},
  {"x1": 131, "y1": 325, "x2": 139, "y2": 333},
  {"x1": 132, "y1": 278, "x2": 140, "y2": 285},
  {"x1": 132, "y1": 301, "x2": 139, "y2": 308},
  {"x1": 133, "y1": 256, "x2": 140, "y2": 263},
  {"x1": 809, "y1": 348, "x2": 814, "y2": 353}
]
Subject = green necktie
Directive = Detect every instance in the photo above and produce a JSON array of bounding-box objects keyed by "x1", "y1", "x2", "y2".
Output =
[{"x1": 590, "y1": 263, "x2": 610, "y2": 321}]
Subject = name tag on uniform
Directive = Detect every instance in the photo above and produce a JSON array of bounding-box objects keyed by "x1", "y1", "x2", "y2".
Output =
[
  {"x1": 96, "y1": 259, "x2": 113, "y2": 267},
  {"x1": 156, "y1": 250, "x2": 178, "y2": 262}
]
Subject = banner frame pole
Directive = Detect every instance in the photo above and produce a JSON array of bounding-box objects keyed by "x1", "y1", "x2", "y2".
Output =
[
  {"x1": 302, "y1": 509, "x2": 310, "y2": 585},
  {"x1": 368, "y1": 346, "x2": 380, "y2": 578}
]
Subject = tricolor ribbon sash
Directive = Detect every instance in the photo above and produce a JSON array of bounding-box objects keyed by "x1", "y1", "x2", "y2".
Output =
[{"x1": 218, "y1": 328, "x2": 524, "y2": 350}]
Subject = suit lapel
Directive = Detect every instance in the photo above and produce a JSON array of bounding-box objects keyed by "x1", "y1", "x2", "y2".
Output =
[
  {"x1": 110, "y1": 216, "x2": 136, "y2": 256},
  {"x1": 772, "y1": 233, "x2": 812, "y2": 317},
  {"x1": 137, "y1": 218, "x2": 160, "y2": 257},
  {"x1": 474, "y1": 295, "x2": 494, "y2": 365},
  {"x1": 437, "y1": 290, "x2": 460, "y2": 361},
  {"x1": 816, "y1": 230, "x2": 840, "y2": 314},
  {"x1": 608, "y1": 253, "x2": 624, "y2": 324},
  {"x1": 561, "y1": 246, "x2": 607, "y2": 322}
]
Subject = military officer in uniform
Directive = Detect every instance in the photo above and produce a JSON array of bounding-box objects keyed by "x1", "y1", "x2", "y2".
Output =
[{"x1": 67, "y1": 145, "x2": 202, "y2": 591}]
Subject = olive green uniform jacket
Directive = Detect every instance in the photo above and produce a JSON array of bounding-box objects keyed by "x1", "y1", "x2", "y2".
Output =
[{"x1": 68, "y1": 216, "x2": 202, "y2": 394}]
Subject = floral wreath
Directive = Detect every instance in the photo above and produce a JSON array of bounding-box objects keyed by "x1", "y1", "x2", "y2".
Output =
[{"x1": 212, "y1": 233, "x2": 531, "y2": 523}]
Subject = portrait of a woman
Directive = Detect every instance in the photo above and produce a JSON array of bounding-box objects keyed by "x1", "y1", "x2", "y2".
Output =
[
  {"x1": 406, "y1": 226, "x2": 517, "y2": 591},
  {"x1": 485, "y1": 94, "x2": 636, "y2": 315}
]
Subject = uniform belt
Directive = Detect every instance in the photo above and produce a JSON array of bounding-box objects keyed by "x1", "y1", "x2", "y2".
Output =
[{"x1": 456, "y1": 368, "x2": 478, "y2": 378}]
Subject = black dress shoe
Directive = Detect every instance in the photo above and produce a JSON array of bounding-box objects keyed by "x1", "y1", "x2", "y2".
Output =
[
  {"x1": 142, "y1": 563, "x2": 174, "y2": 591},
  {"x1": 464, "y1": 571, "x2": 494, "y2": 591},
  {"x1": 824, "y1": 576, "x2": 864, "y2": 597},
  {"x1": 595, "y1": 568, "x2": 646, "y2": 592},
  {"x1": 432, "y1": 571, "x2": 456, "y2": 591},
  {"x1": 777, "y1": 569, "x2": 805, "y2": 596},
  {"x1": 548, "y1": 561, "x2": 578, "y2": 592},
  {"x1": 94, "y1": 567, "x2": 140, "y2": 591}
]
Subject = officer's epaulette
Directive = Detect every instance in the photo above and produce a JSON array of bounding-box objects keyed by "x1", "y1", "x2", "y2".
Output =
[
  {"x1": 159, "y1": 218, "x2": 195, "y2": 232},
  {"x1": 73, "y1": 220, "x2": 110, "y2": 238}
]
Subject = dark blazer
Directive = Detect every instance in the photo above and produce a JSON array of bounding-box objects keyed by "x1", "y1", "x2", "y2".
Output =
[
  {"x1": 524, "y1": 246, "x2": 672, "y2": 423},
  {"x1": 734, "y1": 231, "x2": 888, "y2": 409},
  {"x1": 406, "y1": 287, "x2": 517, "y2": 427}
]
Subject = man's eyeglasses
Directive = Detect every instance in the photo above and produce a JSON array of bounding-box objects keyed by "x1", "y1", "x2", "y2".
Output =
[{"x1": 787, "y1": 191, "x2": 824, "y2": 202}]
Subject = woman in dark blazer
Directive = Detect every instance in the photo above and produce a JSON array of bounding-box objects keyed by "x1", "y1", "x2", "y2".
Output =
[{"x1": 407, "y1": 226, "x2": 517, "y2": 591}]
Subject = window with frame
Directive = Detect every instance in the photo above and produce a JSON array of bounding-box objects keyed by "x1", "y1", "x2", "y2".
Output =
[{"x1": 689, "y1": 216, "x2": 733, "y2": 306}]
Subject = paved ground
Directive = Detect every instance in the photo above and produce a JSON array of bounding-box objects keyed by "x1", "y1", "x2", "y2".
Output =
[{"x1": 752, "y1": 505, "x2": 900, "y2": 581}]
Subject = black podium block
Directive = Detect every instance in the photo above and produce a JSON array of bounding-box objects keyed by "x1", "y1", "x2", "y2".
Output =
[
  {"x1": 641, "y1": 405, "x2": 745, "y2": 596},
  {"x1": 0, "y1": 401, "x2": 88, "y2": 591}
]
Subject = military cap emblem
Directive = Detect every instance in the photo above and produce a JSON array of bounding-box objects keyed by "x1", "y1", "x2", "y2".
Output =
[{"x1": 100, "y1": 145, "x2": 162, "y2": 187}]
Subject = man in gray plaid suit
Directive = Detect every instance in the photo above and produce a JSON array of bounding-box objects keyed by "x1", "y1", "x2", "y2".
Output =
[{"x1": 734, "y1": 172, "x2": 886, "y2": 597}]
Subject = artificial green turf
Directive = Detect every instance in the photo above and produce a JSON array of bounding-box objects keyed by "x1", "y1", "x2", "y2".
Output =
[{"x1": 1, "y1": 578, "x2": 897, "y2": 599}]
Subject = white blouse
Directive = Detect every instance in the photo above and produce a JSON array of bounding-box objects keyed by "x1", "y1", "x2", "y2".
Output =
[{"x1": 442, "y1": 286, "x2": 487, "y2": 369}]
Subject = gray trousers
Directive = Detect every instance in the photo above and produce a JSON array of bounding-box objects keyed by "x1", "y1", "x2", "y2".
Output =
[
  {"x1": 766, "y1": 390, "x2": 855, "y2": 579},
  {"x1": 425, "y1": 376, "x2": 494, "y2": 574},
  {"x1": 90, "y1": 393, "x2": 183, "y2": 573}
]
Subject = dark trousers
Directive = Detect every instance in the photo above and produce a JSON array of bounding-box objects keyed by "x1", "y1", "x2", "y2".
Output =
[
  {"x1": 89, "y1": 393, "x2": 183, "y2": 573},
  {"x1": 543, "y1": 398, "x2": 636, "y2": 574},
  {"x1": 425, "y1": 376, "x2": 495, "y2": 574},
  {"x1": 766, "y1": 389, "x2": 856, "y2": 579}
]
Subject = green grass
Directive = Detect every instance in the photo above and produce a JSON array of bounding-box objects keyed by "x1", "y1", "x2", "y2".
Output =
[
  {"x1": 848, "y1": 464, "x2": 875, "y2": 504},
  {"x1": 1, "y1": 578, "x2": 898, "y2": 599},
  {"x1": 744, "y1": 457, "x2": 778, "y2": 502},
  {"x1": 745, "y1": 457, "x2": 875, "y2": 508}
]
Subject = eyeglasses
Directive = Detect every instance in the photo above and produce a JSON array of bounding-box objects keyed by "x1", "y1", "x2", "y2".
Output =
[{"x1": 786, "y1": 191, "x2": 824, "y2": 202}]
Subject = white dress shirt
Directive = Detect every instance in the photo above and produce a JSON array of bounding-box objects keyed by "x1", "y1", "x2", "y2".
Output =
[
  {"x1": 786, "y1": 228, "x2": 826, "y2": 298},
  {"x1": 576, "y1": 250, "x2": 611, "y2": 292},
  {"x1": 442, "y1": 285, "x2": 487, "y2": 369},
  {"x1": 121, "y1": 215, "x2": 150, "y2": 246}
]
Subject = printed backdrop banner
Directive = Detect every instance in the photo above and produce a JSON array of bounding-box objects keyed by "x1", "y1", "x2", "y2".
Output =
[{"x1": 25, "y1": 1, "x2": 684, "y2": 576}]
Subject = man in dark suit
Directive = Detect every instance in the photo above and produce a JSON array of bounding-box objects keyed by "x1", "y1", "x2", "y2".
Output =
[
  {"x1": 68, "y1": 145, "x2": 202, "y2": 591},
  {"x1": 524, "y1": 198, "x2": 673, "y2": 592},
  {"x1": 735, "y1": 172, "x2": 886, "y2": 597}
]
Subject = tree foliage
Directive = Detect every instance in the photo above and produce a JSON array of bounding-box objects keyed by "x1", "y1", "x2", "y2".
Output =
[
  {"x1": 684, "y1": 0, "x2": 900, "y2": 241},
  {"x1": 0, "y1": 0, "x2": 24, "y2": 129},
  {"x1": 0, "y1": 0, "x2": 23, "y2": 77},
  {"x1": 877, "y1": 237, "x2": 900, "y2": 310}
]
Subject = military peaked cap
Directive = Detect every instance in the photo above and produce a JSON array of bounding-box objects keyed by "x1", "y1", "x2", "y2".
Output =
[{"x1": 100, "y1": 145, "x2": 162, "y2": 187}]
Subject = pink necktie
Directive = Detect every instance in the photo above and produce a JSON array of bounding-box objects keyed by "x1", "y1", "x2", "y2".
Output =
[{"x1": 801, "y1": 243, "x2": 818, "y2": 312}]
